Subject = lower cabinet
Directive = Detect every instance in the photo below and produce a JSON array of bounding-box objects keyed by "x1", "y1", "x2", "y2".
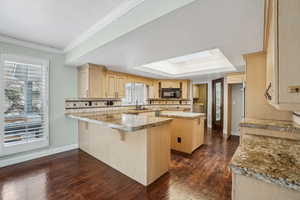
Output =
[{"x1": 232, "y1": 173, "x2": 300, "y2": 200}]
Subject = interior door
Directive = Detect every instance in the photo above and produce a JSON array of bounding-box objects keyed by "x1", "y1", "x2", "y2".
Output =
[{"x1": 212, "y1": 78, "x2": 224, "y2": 131}]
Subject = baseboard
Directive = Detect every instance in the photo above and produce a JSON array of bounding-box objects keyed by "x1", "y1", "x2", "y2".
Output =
[{"x1": 0, "y1": 144, "x2": 79, "y2": 168}]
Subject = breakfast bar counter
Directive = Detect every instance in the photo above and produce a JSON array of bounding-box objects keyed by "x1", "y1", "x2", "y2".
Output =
[
  {"x1": 67, "y1": 112, "x2": 173, "y2": 186},
  {"x1": 68, "y1": 112, "x2": 172, "y2": 132}
]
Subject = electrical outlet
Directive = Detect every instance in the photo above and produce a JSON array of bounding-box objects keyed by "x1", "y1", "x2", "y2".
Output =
[{"x1": 177, "y1": 137, "x2": 181, "y2": 143}]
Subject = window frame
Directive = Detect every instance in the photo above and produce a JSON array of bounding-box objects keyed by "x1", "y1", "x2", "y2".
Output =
[{"x1": 0, "y1": 54, "x2": 49, "y2": 156}]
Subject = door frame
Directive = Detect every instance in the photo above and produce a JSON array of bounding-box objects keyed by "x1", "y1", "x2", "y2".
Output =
[{"x1": 212, "y1": 78, "x2": 224, "y2": 130}]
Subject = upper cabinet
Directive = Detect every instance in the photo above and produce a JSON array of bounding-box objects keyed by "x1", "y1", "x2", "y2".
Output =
[
  {"x1": 265, "y1": 0, "x2": 300, "y2": 111},
  {"x1": 149, "y1": 80, "x2": 160, "y2": 98},
  {"x1": 226, "y1": 72, "x2": 245, "y2": 84},
  {"x1": 161, "y1": 80, "x2": 180, "y2": 88},
  {"x1": 106, "y1": 72, "x2": 126, "y2": 98},
  {"x1": 181, "y1": 80, "x2": 190, "y2": 99},
  {"x1": 77, "y1": 64, "x2": 191, "y2": 100},
  {"x1": 193, "y1": 85, "x2": 199, "y2": 98},
  {"x1": 78, "y1": 64, "x2": 107, "y2": 98}
]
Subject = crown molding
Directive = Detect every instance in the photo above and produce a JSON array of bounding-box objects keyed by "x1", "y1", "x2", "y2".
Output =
[
  {"x1": 64, "y1": 0, "x2": 146, "y2": 52},
  {"x1": 0, "y1": 35, "x2": 64, "y2": 54}
]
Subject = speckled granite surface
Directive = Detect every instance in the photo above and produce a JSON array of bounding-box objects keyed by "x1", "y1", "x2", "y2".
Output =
[
  {"x1": 230, "y1": 134, "x2": 300, "y2": 192},
  {"x1": 67, "y1": 112, "x2": 172, "y2": 132},
  {"x1": 159, "y1": 111, "x2": 206, "y2": 119},
  {"x1": 124, "y1": 109, "x2": 162, "y2": 114},
  {"x1": 240, "y1": 118, "x2": 300, "y2": 134}
]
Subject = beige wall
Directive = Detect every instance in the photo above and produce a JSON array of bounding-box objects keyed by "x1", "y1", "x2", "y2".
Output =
[{"x1": 244, "y1": 52, "x2": 292, "y2": 121}]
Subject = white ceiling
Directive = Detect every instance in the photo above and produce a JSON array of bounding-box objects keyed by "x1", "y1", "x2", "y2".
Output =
[
  {"x1": 72, "y1": 0, "x2": 264, "y2": 80},
  {"x1": 0, "y1": 0, "x2": 264, "y2": 80},
  {"x1": 0, "y1": 0, "x2": 131, "y2": 49}
]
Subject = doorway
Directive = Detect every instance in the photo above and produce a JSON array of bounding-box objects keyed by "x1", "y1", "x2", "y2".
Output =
[
  {"x1": 227, "y1": 83, "x2": 244, "y2": 137},
  {"x1": 212, "y1": 78, "x2": 224, "y2": 130},
  {"x1": 192, "y1": 83, "x2": 208, "y2": 114},
  {"x1": 192, "y1": 83, "x2": 208, "y2": 127}
]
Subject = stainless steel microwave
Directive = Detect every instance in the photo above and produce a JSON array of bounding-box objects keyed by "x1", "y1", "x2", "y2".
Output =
[{"x1": 161, "y1": 88, "x2": 181, "y2": 98}]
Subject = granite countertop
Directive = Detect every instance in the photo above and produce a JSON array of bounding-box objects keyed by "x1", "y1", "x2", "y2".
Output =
[
  {"x1": 229, "y1": 134, "x2": 300, "y2": 191},
  {"x1": 240, "y1": 118, "x2": 300, "y2": 134},
  {"x1": 67, "y1": 112, "x2": 172, "y2": 132},
  {"x1": 159, "y1": 111, "x2": 206, "y2": 119},
  {"x1": 124, "y1": 108, "x2": 163, "y2": 114},
  {"x1": 124, "y1": 107, "x2": 191, "y2": 115}
]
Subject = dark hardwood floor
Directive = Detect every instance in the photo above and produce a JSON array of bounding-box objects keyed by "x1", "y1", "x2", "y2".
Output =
[{"x1": 0, "y1": 129, "x2": 239, "y2": 200}]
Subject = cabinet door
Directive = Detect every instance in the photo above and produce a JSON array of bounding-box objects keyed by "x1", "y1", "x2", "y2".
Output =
[
  {"x1": 78, "y1": 66, "x2": 89, "y2": 98},
  {"x1": 153, "y1": 81, "x2": 159, "y2": 98},
  {"x1": 181, "y1": 81, "x2": 189, "y2": 99},
  {"x1": 116, "y1": 76, "x2": 125, "y2": 98},
  {"x1": 106, "y1": 74, "x2": 116, "y2": 98},
  {"x1": 89, "y1": 65, "x2": 106, "y2": 98},
  {"x1": 173, "y1": 81, "x2": 180, "y2": 88},
  {"x1": 161, "y1": 81, "x2": 168, "y2": 88},
  {"x1": 278, "y1": 0, "x2": 300, "y2": 104},
  {"x1": 193, "y1": 85, "x2": 199, "y2": 98}
]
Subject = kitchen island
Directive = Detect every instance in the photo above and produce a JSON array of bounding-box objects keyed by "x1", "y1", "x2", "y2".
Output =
[
  {"x1": 68, "y1": 112, "x2": 172, "y2": 186},
  {"x1": 159, "y1": 111, "x2": 206, "y2": 154}
]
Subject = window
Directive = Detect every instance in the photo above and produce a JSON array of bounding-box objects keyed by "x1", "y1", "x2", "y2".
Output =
[
  {"x1": 122, "y1": 83, "x2": 147, "y2": 105},
  {"x1": 0, "y1": 54, "x2": 49, "y2": 156}
]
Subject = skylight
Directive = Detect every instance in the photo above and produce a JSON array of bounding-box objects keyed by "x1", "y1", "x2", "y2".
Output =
[{"x1": 134, "y1": 49, "x2": 236, "y2": 77}]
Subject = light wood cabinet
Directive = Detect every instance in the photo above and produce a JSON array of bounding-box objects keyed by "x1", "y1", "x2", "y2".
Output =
[
  {"x1": 77, "y1": 64, "x2": 191, "y2": 100},
  {"x1": 106, "y1": 72, "x2": 126, "y2": 98},
  {"x1": 181, "y1": 80, "x2": 189, "y2": 99},
  {"x1": 106, "y1": 73, "x2": 116, "y2": 98},
  {"x1": 266, "y1": 0, "x2": 300, "y2": 111},
  {"x1": 161, "y1": 80, "x2": 180, "y2": 88},
  {"x1": 226, "y1": 72, "x2": 245, "y2": 84},
  {"x1": 193, "y1": 85, "x2": 199, "y2": 98},
  {"x1": 116, "y1": 76, "x2": 125, "y2": 98},
  {"x1": 78, "y1": 64, "x2": 107, "y2": 98},
  {"x1": 152, "y1": 80, "x2": 160, "y2": 98}
]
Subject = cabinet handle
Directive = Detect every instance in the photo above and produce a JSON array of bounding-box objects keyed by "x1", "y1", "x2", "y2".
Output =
[{"x1": 265, "y1": 82, "x2": 272, "y2": 101}]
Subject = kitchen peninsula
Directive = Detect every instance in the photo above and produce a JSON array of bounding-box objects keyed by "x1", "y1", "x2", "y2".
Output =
[{"x1": 68, "y1": 112, "x2": 172, "y2": 186}]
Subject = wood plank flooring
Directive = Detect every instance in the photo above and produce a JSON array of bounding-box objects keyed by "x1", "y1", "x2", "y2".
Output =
[{"x1": 0, "y1": 129, "x2": 239, "y2": 200}]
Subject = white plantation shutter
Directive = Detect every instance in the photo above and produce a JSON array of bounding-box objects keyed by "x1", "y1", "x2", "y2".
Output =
[{"x1": 0, "y1": 54, "x2": 49, "y2": 156}]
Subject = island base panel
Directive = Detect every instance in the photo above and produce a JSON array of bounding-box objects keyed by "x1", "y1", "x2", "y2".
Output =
[
  {"x1": 170, "y1": 118, "x2": 205, "y2": 154},
  {"x1": 78, "y1": 121, "x2": 170, "y2": 186}
]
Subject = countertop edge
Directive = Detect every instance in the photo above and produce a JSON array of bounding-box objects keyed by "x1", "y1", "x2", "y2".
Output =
[
  {"x1": 229, "y1": 147, "x2": 300, "y2": 192},
  {"x1": 229, "y1": 163, "x2": 300, "y2": 192},
  {"x1": 67, "y1": 114, "x2": 172, "y2": 132},
  {"x1": 158, "y1": 114, "x2": 206, "y2": 119},
  {"x1": 240, "y1": 122, "x2": 300, "y2": 134}
]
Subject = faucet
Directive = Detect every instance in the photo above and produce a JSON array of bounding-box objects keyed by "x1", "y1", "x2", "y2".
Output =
[{"x1": 135, "y1": 100, "x2": 142, "y2": 110}]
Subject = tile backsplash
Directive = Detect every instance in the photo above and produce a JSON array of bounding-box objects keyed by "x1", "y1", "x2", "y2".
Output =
[
  {"x1": 65, "y1": 98, "x2": 122, "y2": 110},
  {"x1": 65, "y1": 98, "x2": 192, "y2": 114}
]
